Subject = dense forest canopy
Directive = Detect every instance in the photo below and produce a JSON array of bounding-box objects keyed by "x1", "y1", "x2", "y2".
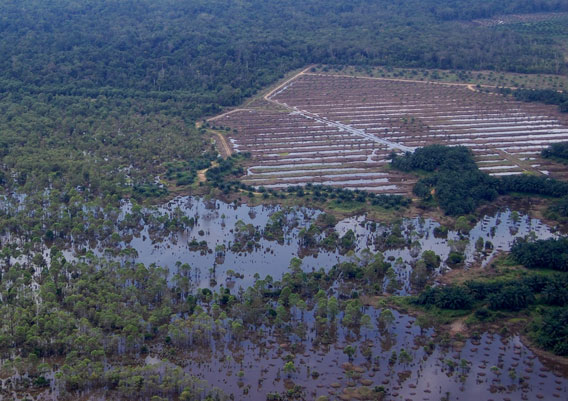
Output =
[{"x1": 1, "y1": 0, "x2": 567, "y2": 96}]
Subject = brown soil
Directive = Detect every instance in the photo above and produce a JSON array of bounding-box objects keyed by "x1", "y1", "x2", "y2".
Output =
[
  {"x1": 449, "y1": 318, "x2": 467, "y2": 336},
  {"x1": 520, "y1": 335, "x2": 568, "y2": 375},
  {"x1": 209, "y1": 130, "x2": 233, "y2": 158},
  {"x1": 210, "y1": 70, "x2": 568, "y2": 195}
]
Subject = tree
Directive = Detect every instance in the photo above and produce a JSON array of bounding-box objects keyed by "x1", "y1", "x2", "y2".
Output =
[
  {"x1": 283, "y1": 361, "x2": 296, "y2": 377},
  {"x1": 535, "y1": 308, "x2": 568, "y2": 356},
  {"x1": 327, "y1": 297, "x2": 339, "y2": 321},
  {"x1": 342, "y1": 299, "x2": 363, "y2": 327},
  {"x1": 455, "y1": 216, "x2": 471, "y2": 234},
  {"x1": 422, "y1": 250, "x2": 441, "y2": 271},
  {"x1": 543, "y1": 277, "x2": 568, "y2": 306},
  {"x1": 361, "y1": 314, "x2": 373, "y2": 329},
  {"x1": 339, "y1": 230, "x2": 356, "y2": 253},
  {"x1": 398, "y1": 349, "x2": 412, "y2": 364},
  {"x1": 488, "y1": 284, "x2": 534, "y2": 311},
  {"x1": 475, "y1": 237, "x2": 484, "y2": 252},
  {"x1": 343, "y1": 345, "x2": 357, "y2": 361},
  {"x1": 416, "y1": 286, "x2": 473, "y2": 310}
]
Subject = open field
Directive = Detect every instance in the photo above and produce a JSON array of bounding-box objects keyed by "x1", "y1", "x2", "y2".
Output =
[
  {"x1": 211, "y1": 71, "x2": 568, "y2": 195},
  {"x1": 313, "y1": 65, "x2": 568, "y2": 91}
]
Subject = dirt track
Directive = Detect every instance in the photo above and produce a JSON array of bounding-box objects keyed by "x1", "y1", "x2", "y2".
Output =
[
  {"x1": 211, "y1": 130, "x2": 232, "y2": 157},
  {"x1": 207, "y1": 108, "x2": 249, "y2": 122},
  {"x1": 263, "y1": 66, "x2": 314, "y2": 101}
]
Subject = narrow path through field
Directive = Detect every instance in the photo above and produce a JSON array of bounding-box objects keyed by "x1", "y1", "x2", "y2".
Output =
[
  {"x1": 197, "y1": 168, "x2": 208, "y2": 183},
  {"x1": 210, "y1": 130, "x2": 232, "y2": 157},
  {"x1": 206, "y1": 67, "x2": 315, "y2": 124},
  {"x1": 308, "y1": 71, "x2": 564, "y2": 94},
  {"x1": 263, "y1": 66, "x2": 314, "y2": 101},
  {"x1": 207, "y1": 108, "x2": 249, "y2": 122},
  {"x1": 197, "y1": 161, "x2": 219, "y2": 183},
  {"x1": 306, "y1": 71, "x2": 503, "y2": 91},
  {"x1": 494, "y1": 148, "x2": 545, "y2": 175},
  {"x1": 197, "y1": 119, "x2": 233, "y2": 158}
]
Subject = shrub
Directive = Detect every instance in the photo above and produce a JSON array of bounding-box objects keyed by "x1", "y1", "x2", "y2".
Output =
[
  {"x1": 511, "y1": 238, "x2": 568, "y2": 271},
  {"x1": 487, "y1": 284, "x2": 534, "y2": 311},
  {"x1": 415, "y1": 286, "x2": 473, "y2": 310},
  {"x1": 534, "y1": 308, "x2": 568, "y2": 356}
]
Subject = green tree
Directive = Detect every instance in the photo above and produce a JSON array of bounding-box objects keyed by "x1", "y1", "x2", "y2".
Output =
[{"x1": 283, "y1": 361, "x2": 296, "y2": 377}]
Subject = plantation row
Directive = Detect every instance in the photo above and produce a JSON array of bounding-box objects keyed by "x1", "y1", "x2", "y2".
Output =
[
  {"x1": 214, "y1": 108, "x2": 415, "y2": 194},
  {"x1": 215, "y1": 73, "x2": 568, "y2": 194},
  {"x1": 274, "y1": 74, "x2": 568, "y2": 175}
]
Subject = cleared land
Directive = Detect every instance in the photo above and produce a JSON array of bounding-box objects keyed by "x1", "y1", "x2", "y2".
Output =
[
  {"x1": 472, "y1": 11, "x2": 568, "y2": 27},
  {"x1": 315, "y1": 65, "x2": 568, "y2": 91},
  {"x1": 212, "y1": 71, "x2": 568, "y2": 194}
]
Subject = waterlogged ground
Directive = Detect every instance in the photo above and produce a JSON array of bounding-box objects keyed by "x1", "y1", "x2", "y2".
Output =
[
  {"x1": 1, "y1": 194, "x2": 555, "y2": 293},
  {"x1": 110, "y1": 197, "x2": 555, "y2": 293},
  {"x1": 176, "y1": 309, "x2": 567, "y2": 401},
  {"x1": 1, "y1": 195, "x2": 566, "y2": 401},
  {"x1": 126, "y1": 197, "x2": 564, "y2": 400}
]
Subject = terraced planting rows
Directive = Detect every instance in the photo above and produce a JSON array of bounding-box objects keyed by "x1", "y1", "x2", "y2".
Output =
[{"x1": 213, "y1": 72, "x2": 568, "y2": 194}]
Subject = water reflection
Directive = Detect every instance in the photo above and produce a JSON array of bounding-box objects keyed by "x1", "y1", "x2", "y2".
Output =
[
  {"x1": 114, "y1": 197, "x2": 556, "y2": 293},
  {"x1": 180, "y1": 309, "x2": 567, "y2": 401}
]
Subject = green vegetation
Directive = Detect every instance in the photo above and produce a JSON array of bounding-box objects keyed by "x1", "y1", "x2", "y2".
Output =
[
  {"x1": 533, "y1": 308, "x2": 568, "y2": 355},
  {"x1": 285, "y1": 185, "x2": 410, "y2": 209},
  {"x1": 497, "y1": 14, "x2": 568, "y2": 39},
  {"x1": 392, "y1": 144, "x2": 568, "y2": 215},
  {"x1": 0, "y1": 251, "x2": 230, "y2": 398},
  {"x1": 500, "y1": 88, "x2": 568, "y2": 112},
  {"x1": 546, "y1": 195, "x2": 568, "y2": 222},
  {"x1": 205, "y1": 153, "x2": 250, "y2": 193},
  {"x1": 412, "y1": 268, "x2": 568, "y2": 355},
  {"x1": 319, "y1": 65, "x2": 568, "y2": 91},
  {"x1": 418, "y1": 272, "x2": 568, "y2": 311},
  {"x1": 1, "y1": 0, "x2": 568, "y2": 200},
  {"x1": 499, "y1": 174, "x2": 568, "y2": 197},
  {"x1": 542, "y1": 142, "x2": 568, "y2": 162},
  {"x1": 164, "y1": 153, "x2": 217, "y2": 186},
  {"x1": 2, "y1": 0, "x2": 568, "y2": 398},
  {"x1": 0, "y1": 248, "x2": 399, "y2": 397},
  {"x1": 415, "y1": 286, "x2": 473, "y2": 310},
  {"x1": 511, "y1": 238, "x2": 568, "y2": 271},
  {"x1": 392, "y1": 145, "x2": 499, "y2": 215}
]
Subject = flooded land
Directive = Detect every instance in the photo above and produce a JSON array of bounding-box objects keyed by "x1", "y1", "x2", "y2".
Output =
[
  {"x1": 2, "y1": 195, "x2": 565, "y2": 401},
  {"x1": 121, "y1": 197, "x2": 556, "y2": 292}
]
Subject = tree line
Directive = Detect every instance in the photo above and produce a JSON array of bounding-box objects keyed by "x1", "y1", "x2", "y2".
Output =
[
  {"x1": 414, "y1": 272, "x2": 568, "y2": 355},
  {"x1": 500, "y1": 88, "x2": 568, "y2": 113}
]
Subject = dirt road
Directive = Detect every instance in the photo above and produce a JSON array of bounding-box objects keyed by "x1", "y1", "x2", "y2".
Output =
[{"x1": 211, "y1": 130, "x2": 232, "y2": 158}]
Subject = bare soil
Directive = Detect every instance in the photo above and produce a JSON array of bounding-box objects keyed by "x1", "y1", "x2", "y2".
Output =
[{"x1": 209, "y1": 70, "x2": 568, "y2": 195}]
